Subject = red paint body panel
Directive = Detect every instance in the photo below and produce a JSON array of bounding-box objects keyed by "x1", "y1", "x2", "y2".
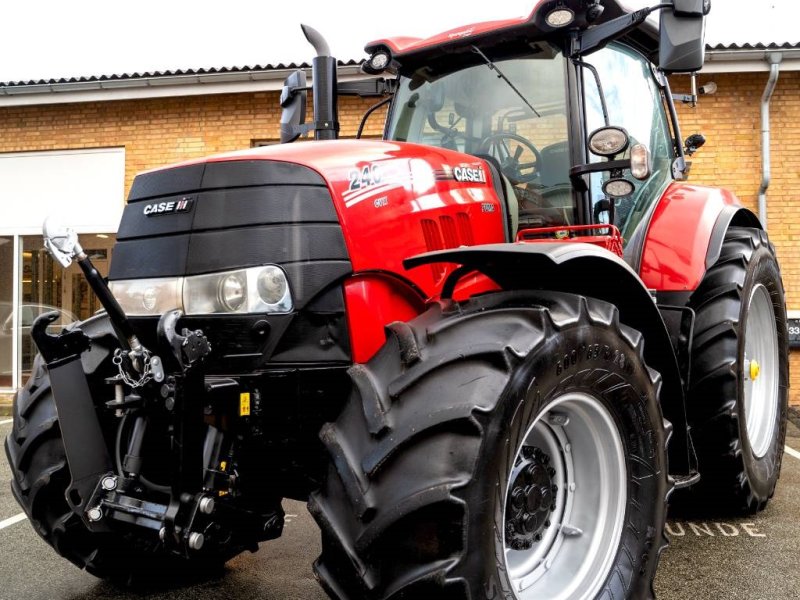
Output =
[
  {"x1": 639, "y1": 182, "x2": 742, "y2": 292},
  {"x1": 344, "y1": 275, "x2": 426, "y2": 363},
  {"x1": 364, "y1": 4, "x2": 541, "y2": 56}
]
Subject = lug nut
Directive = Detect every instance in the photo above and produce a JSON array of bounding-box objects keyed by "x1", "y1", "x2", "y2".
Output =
[
  {"x1": 188, "y1": 532, "x2": 205, "y2": 551},
  {"x1": 523, "y1": 513, "x2": 538, "y2": 534},
  {"x1": 101, "y1": 476, "x2": 117, "y2": 491},
  {"x1": 87, "y1": 506, "x2": 103, "y2": 522},
  {"x1": 199, "y1": 496, "x2": 216, "y2": 515}
]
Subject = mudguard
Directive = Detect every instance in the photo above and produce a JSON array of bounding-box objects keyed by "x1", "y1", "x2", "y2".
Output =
[
  {"x1": 405, "y1": 242, "x2": 692, "y2": 474},
  {"x1": 639, "y1": 183, "x2": 761, "y2": 293}
]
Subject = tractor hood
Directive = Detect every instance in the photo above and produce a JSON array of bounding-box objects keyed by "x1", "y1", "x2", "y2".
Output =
[{"x1": 110, "y1": 139, "x2": 506, "y2": 297}]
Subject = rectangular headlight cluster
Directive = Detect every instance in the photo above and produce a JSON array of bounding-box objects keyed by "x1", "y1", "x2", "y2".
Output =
[{"x1": 109, "y1": 265, "x2": 293, "y2": 317}]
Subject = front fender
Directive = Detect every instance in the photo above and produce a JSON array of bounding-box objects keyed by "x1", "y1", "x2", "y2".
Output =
[
  {"x1": 405, "y1": 242, "x2": 691, "y2": 474},
  {"x1": 639, "y1": 183, "x2": 760, "y2": 292}
]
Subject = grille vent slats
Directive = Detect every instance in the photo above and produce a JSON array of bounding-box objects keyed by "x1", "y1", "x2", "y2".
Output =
[{"x1": 420, "y1": 211, "x2": 474, "y2": 282}]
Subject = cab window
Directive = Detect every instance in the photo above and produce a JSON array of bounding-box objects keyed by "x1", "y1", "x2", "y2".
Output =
[{"x1": 583, "y1": 44, "x2": 674, "y2": 244}]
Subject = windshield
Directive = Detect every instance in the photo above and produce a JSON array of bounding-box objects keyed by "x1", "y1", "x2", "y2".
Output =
[{"x1": 386, "y1": 46, "x2": 574, "y2": 228}]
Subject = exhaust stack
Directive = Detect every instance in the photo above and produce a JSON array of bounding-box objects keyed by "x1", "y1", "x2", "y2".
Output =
[{"x1": 301, "y1": 24, "x2": 339, "y2": 141}]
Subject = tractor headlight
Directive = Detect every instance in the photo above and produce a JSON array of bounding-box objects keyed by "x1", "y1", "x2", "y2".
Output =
[
  {"x1": 110, "y1": 265, "x2": 293, "y2": 316},
  {"x1": 218, "y1": 273, "x2": 246, "y2": 312},
  {"x1": 257, "y1": 265, "x2": 289, "y2": 305},
  {"x1": 109, "y1": 277, "x2": 182, "y2": 316},
  {"x1": 185, "y1": 266, "x2": 292, "y2": 314}
]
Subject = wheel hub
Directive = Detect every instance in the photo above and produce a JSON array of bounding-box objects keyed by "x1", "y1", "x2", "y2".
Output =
[{"x1": 505, "y1": 446, "x2": 556, "y2": 550}]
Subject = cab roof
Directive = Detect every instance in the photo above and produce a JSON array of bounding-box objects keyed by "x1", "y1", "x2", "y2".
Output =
[{"x1": 365, "y1": 0, "x2": 659, "y2": 73}]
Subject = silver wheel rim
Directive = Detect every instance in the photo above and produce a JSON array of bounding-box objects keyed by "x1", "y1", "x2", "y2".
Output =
[
  {"x1": 503, "y1": 392, "x2": 627, "y2": 600},
  {"x1": 743, "y1": 283, "x2": 780, "y2": 458}
]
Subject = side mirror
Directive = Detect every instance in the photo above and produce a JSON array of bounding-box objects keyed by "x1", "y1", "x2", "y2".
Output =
[
  {"x1": 685, "y1": 133, "x2": 706, "y2": 155},
  {"x1": 280, "y1": 70, "x2": 309, "y2": 144},
  {"x1": 659, "y1": 0, "x2": 711, "y2": 73},
  {"x1": 43, "y1": 216, "x2": 83, "y2": 268}
]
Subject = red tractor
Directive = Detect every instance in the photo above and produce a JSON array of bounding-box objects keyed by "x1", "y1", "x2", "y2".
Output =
[{"x1": 6, "y1": 1, "x2": 788, "y2": 598}]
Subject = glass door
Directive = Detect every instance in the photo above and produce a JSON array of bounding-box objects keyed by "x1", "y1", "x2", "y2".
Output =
[
  {"x1": 0, "y1": 236, "x2": 14, "y2": 389},
  {"x1": 16, "y1": 234, "x2": 115, "y2": 384}
]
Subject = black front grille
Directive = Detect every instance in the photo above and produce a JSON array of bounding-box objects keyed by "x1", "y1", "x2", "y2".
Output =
[{"x1": 114, "y1": 159, "x2": 354, "y2": 369}]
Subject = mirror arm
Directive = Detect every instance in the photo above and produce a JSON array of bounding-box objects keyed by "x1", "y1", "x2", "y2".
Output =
[
  {"x1": 569, "y1": 158, "x2": 632, "y2": 191},
  {"x1": 660, "y1": 75, "x2": 690, "y2": 178},
  {"x1": 574, "y1": 4, "x2": 672, "y2": 58}
]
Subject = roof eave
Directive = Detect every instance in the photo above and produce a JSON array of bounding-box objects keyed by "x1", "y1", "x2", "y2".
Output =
[
  {"x1": 0, "y1": 63, "x2": 367, "y2": 107},
  {"x1": 701, "y1": 47, "x2": 800, "y2": 73}
]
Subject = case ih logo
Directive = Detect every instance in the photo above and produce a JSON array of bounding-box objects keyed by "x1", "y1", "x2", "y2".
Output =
[
  {"x1": 143, "y1": 197, "x2": 194, "y2": 216},
  {"x1": 453, "y1": 166, "x2": 486, "y2": 183}
]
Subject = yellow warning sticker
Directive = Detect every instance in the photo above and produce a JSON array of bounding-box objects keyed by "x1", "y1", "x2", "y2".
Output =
[{"x1": 239, "y1": 392, "x2": 251, "y2": 417}]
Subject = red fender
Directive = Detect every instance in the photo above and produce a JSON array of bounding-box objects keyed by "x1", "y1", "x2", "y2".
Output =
[
  {"x1": 639, "y1": 183, "x2": 757, "y2": 292},
  {"x1": 343, "y1": 274, "x2": 427, "y2": 363}
]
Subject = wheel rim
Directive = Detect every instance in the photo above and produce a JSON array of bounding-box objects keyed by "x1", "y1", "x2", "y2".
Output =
[
  {"x1": 502, "y1": 392, "x2": 627, "y2": 600},
  {"x1": 743, "y1": 283, "x2": 780, "y2": 458}
]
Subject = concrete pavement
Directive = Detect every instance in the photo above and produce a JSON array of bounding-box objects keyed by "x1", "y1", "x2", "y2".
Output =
[{"x1": 1, "y1": 418, "x2": 799, "y2": 600}]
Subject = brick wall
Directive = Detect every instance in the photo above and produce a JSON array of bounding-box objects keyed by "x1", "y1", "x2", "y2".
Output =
[
  {"x1": 0, "y1": 92, "x2": 387, "y2": 197},
  {"x1": 673, "y1": 71, "x2": 799, "y2": 405}
]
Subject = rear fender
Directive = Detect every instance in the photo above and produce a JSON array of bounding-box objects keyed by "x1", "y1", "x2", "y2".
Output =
[
  {"x1": 404, "y1": 243, "x2": 692, "y2": 474},
  {"x1": 639, "y1": 183, "x2": 760, "y2": 292}
]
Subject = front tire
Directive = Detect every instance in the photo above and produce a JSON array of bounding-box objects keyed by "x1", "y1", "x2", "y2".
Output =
[
  {"x1": 685, "y1": 226, "x2": 788, "y2": 514},
  {"x1": 310, "y1": 291, "x2": 670, "y2": 599}
]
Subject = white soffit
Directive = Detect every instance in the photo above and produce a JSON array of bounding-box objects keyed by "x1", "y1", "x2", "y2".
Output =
[{"x1": 0, "y1": 147, "x2": 125, "y2": 235}]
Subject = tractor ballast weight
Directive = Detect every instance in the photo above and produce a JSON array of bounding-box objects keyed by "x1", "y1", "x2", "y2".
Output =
[{"x1": 7, "y1": 1, "x2": 789, "y2": 599}]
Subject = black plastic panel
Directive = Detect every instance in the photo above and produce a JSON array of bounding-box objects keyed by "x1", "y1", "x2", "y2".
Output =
[
  {"x1": 128, "y1": 160, "x2": 327, "y2": 203},
  {"x1": 193, "y1": 186, "x2": 337, "y2": 230},
  {"x1": 202, "y1": 160, "x2": 326, "y2": 189},
  {"x1": 128, "y1": 164, "x2": 206, "y2": 201},
  {"x1": 282, "y1": 262, "x2": 352, "y2": 310},
  {"x1": 110, "y1": 234, "x2": 190, "y2": 279},
  {"x1": 185, "y1": 225, "x2": 347, "y2": 275},
  {"x1": 117, "y1": 186, "x2": 338, "y2": 241}
]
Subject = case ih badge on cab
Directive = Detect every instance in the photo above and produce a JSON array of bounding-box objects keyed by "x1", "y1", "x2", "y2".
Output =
[{"x1": 6, "y1": 1, "x2": 788, "y2": 599}]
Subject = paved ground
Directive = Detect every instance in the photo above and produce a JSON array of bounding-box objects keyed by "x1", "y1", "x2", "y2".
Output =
[{"x1": 1, "y1": 416, "x2": 799, "y2": 600}]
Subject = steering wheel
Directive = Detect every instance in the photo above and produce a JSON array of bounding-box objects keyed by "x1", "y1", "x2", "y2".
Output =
[{"x1": 478, "y1": 133, "x2": 542, "y2": 185}]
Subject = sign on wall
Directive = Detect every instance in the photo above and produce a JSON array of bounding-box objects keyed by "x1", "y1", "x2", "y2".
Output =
[
  {"x1": 788, "y1": 311, "x2": 800, "y2": 349},
  {"x1": 0, "y1": 147, "x2": 125, "y2": 235}
]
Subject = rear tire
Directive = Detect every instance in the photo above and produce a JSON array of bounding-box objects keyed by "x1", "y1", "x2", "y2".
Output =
[
  {"x1": 310, "y1": 291, "x2": 670, "y2": 600},
  {"x1": 5, "y1": 351, "x2": 238, "y2": 586},
  {"x1": 685, "y1": 226, "x2": 788, "y2": 514}
]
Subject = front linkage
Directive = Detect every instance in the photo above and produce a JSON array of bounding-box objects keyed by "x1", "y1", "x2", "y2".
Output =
[{"x1": 33, "y1": 221, "x2": 283, "y2": 559}]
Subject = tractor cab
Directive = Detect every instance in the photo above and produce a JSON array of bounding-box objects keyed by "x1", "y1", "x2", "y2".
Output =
[{"x1": 373, "y1": 0, "x2": 704, "y2": 258}]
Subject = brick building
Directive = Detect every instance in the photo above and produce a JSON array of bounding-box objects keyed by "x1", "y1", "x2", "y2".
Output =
[{"x1": 0, "y1": 43, "x2": 798, "y2": 405}]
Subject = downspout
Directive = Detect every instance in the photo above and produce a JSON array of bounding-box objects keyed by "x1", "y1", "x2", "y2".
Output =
[{"x1": 758, "y1": 52, "x2": 782, "y2": 229}]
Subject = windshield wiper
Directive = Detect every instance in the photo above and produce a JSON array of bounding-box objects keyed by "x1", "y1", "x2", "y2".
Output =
[{"x1": 471, "y1": 45, "x2": 541, "y2": 118}]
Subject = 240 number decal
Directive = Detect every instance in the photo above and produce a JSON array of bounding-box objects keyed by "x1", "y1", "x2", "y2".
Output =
[{"x1": 348, "y1": 164, "x2": 381, "y2": 191}]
